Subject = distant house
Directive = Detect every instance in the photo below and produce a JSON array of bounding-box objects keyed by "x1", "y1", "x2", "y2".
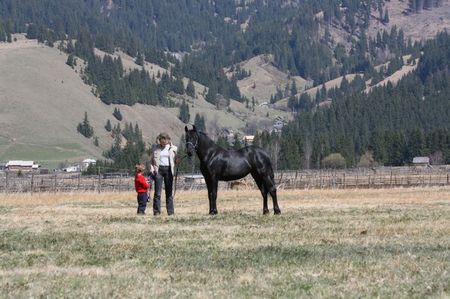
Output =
[
  {"x1": 242, "y1": 135, "x2": 255, "y2": 146},
  {"x1": 82, "y1": 158, "x2": 96, "y2": 170},
  {"x1": 63, "y1": 165, "x2": 80, "y2": 173},
  {"x1": 412, "y1": 157, "x2": 430, "y2": 167},
  {"x1": 6, "y1": 160, "x2": 39, "y2": 171},
  {"x1": 0, "y1": 163, "x2": 6, "y2": 171}
]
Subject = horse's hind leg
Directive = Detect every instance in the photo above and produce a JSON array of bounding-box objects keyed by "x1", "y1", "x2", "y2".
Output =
[
  {"x1": 269, "y1": 189, "x2": 281, "y2": 215},
  {"x1": 261, "y1": 175, "x2": 281, "y2": 215},
  {"x1": 251, "y1": 173, "x2": 269, "y2": 214}
]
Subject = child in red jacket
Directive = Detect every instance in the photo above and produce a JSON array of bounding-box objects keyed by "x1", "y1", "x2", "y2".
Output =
[{"x1": 135, "y1": 164, "x2": 150, "y2": 215}]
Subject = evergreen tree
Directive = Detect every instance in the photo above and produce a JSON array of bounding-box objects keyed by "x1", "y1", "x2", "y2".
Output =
[
  {"x1": 178, "y1": 100, "x2": 190, "y2": 123},
  {"x1": 66, "y1": 54, "x2": 75, "y2": 67},
  {"x1": 194, "y1": 113, "x2": 206, "y2": 132},
  {"x1": 113, "y1": 107, "x2": 123, "y2": 121},
  {"x1": 205, "y1": 84, "x2": 217, "y2": 105},
  {"x1": 77, "y1": 112, "x2": 94, "y2": 138},
  {"x1": 232, "y1": 133, "x2": 242, "y2": 149},
  {"x1": 105, "y1": 119, "x2": 112, "y2": 132},
  {"x1": 186, "y1": 79, "x2": 195, "y2": 97}
]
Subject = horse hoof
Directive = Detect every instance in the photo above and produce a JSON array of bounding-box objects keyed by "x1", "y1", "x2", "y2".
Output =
[
  {"x1": 209, "y1": 210, "x2": 218, "y2": 215},
  {"x1": 274, "y1": 209, "x2": 281, "y2": 215},
  {"x1": 263, "y1": 209, "x2": 270, "y2": 215}
]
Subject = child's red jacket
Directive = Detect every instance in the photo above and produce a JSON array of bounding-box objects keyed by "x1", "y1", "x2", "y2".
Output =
[{"x1": 135, "y1": 173, "x2": 150, "y2": 193}]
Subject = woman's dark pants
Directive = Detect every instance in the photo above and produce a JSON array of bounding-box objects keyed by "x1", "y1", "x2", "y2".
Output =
[
  {"x1": 137, "y1": 192, "x2": 148, "y2": 214},
  {"x1": 153, "y1": 166, "x2": 174, "y2": 215}
]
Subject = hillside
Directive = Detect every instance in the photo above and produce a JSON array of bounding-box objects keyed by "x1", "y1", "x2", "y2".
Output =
[
  {"x1": 369, "y1": 0, "x2": 450, "y2": 41},
  {"x1": 0, "y1": 36, "x2": 186, "y2": 166},
  {"x1": 0, "y1": 36, "x2": 292, "y2": 166},
  {"x1": 226, "y1": 55, "x2": 312, "y2": 104}
]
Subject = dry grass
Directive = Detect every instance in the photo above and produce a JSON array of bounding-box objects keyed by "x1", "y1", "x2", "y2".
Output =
[{"x1": 1, "y1": 188, "x2": 449, "y2": 298}]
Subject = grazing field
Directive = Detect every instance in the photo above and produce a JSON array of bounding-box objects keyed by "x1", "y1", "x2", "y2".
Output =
[{"x1": 1, "y1": 188, "x2": 449, "y2": 298}]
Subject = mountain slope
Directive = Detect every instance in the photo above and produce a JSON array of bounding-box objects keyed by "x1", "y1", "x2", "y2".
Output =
[
  {"x1": 0, "y1": 36, "x2": 293, "y2": 166},
  {"x1": 0, "y1": 37, "x2": 186, "y2": 166}
]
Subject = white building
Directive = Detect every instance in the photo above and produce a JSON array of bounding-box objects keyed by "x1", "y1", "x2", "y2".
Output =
[
  {"x1": 82, "y1": 159, "x2": 96, "y2": 170},
  {"x1": 6, "y1": 160, "x2": 39, "y2": 171},
  {"x1": 63, "y1": 165, "x2": 81, "y2": 173}
]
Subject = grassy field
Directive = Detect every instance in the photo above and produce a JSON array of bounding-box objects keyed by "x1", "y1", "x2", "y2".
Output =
[{"x1": 1, "y1": 188, "x2": 449, "y2": 298}]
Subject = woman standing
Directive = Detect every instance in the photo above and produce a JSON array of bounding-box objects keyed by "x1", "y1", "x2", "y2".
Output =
[{"x1": 151, "y1": 133, "x2": 177, "y2": 216}]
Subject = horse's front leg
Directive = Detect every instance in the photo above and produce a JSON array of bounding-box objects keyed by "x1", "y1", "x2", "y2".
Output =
[
  {"x1": 205, "y1": 177, "x2": 218, "y2": 215},
  {"x1": 209, "y1": 179, "x2": 218, "y2": 215}
]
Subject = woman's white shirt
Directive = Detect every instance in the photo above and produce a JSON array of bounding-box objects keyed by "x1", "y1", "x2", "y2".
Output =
[{"x1": 159, "y1": 144, "x2": 170, "y2": 166}]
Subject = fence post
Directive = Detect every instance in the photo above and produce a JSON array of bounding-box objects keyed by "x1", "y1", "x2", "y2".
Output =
[
  {"x1": 30, "y1": 172, "x2": 34, "y2": 195},
  {"x1": 390, "y1": 171, "x2": 392, "y2": 188},
  {"x1": 98, "y1": 168, "x2": 101, "y2": 194},
  {"x1": 343, "y1": 173, "x2": 346, "y2": 189},
  {"x1": 5, "y1": 171, "x2": 8, "y2": 194},
  {"x1": 447, "y1": 173, "x2": 449, "y2": 185}
]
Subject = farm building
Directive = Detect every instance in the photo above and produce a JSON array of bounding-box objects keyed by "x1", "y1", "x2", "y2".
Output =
[
  {"x1": 242, "y1": 135, "x2": 255, "y2": 146},
  {"x1": 6, "y1": 160, "x2": 39, "y2": 171},
  {"x1": 63, "y1": 165, "x2": 80, "y2": 173},
  {"x1": 82, "y1": 158, "x2": 96, "y2": 170},
  {"x1": 412, "y1": 156, "x2": 430, "y2": 167}
]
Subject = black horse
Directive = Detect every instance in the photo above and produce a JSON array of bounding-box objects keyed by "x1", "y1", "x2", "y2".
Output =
[{"x1": 184, "y1": 126, "x2": 281, "y2": 215}]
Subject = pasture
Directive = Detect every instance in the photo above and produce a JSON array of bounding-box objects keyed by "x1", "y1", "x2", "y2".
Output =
[{"x1": 1, "y1": 188, "x2": 449, "y2": 298}]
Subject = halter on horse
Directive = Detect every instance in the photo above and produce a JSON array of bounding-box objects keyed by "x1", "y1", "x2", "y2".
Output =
[{"x1": 184, "y1": 125, "x2": 281, "y2": 215}]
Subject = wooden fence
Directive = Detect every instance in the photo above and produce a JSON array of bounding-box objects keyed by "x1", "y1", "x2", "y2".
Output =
[{"x1": 0, "y1": 166, "x2": 450, "y2": 194}]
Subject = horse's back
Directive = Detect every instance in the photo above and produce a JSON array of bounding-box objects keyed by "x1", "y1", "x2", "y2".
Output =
[{"x1": 241, "y1": 146, "x2": 274, "y2": 176}]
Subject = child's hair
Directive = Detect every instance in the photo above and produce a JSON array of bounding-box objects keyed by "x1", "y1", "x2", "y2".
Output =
[{"x1": 135, "y1": 164, "x2": 145, "y2": 173}]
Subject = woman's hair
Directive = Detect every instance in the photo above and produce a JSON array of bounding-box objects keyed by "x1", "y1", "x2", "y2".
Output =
[
  {"x1": 157, "y1": 132, "x2": 171, "y2": 141},
  {"x1": 135, "y1": 164, "x2": 145, "y2": 173}
]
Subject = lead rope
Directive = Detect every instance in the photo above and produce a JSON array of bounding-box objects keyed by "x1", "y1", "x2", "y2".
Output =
[{"x1": 173, "y1": 154, "x2": 188, "y2": 199}]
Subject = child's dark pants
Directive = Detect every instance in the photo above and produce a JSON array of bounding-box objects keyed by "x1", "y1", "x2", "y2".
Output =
[{"x1": 137, "y1": 192, "x2": 148, "y2": 214}]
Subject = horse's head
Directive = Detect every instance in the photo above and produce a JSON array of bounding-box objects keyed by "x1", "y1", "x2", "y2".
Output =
[{"x1": 184, "y1": 125, "x2": 199, "y2": 157}]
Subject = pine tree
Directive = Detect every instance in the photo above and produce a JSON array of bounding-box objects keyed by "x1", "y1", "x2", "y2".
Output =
[
  {"x1": 232, "y1": 133, "x2": 242, "y2": 149},
  {"x1": 113, "y1": 107, "x2": 123, "y2": 121},
  {"x1": 290, "y1": 80, "x2": 298, "y2": 96},
  {"x1": 66, "y1": 54, "x2": 75, "y2": 67},
  {"x1": 77, "y1": 112, "x2": 94, "y2": 138},
  {"x1": 205, "y1": 84, "x2": 217, "y2": 105},
  {"x1": 383, "y1": 9, "x2": 389, "y2": 24},
  {"x1": 135, "y1": 52, "x2": 144, "y2": 66},
  {"x1": 178, "y1": 100, "x2": 190, "y2": 123},
  {"x1": 186, "y1": 79, "x2": 195, "y2": 97},
  {"x1": 105, "y1": 119, "x2": 112, "y2": 132},
  {"x1": 194, "y1": 113, "x2": 206, "y2": 131}
]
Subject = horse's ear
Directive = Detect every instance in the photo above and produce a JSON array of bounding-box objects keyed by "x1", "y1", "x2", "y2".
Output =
[
  {"x1": 192, "y1": 125, "x2": 197, "y2": 132},
  {"x1": 184, "y1": 126, "x2": 188, "y2": 132}
]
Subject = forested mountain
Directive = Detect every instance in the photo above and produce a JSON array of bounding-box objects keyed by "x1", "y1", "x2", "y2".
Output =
[
  {"x1": 1, "y1": 0, "x2": 449, "y2": 170},
  {"x1": 0, "y1": 0, "x2": 428, "y2": 96},
  {"x1": 255, "y1": 31, "x2": 450, "y2": 168}
]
